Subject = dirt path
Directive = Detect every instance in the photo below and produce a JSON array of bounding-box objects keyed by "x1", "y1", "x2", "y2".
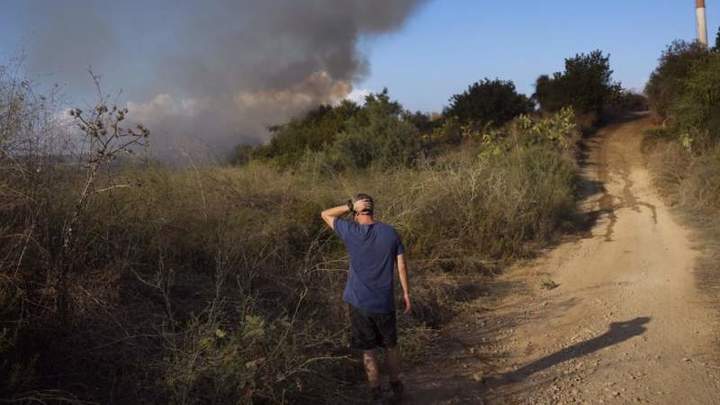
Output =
[{"x1": 404, "y1": 115, "x2": 720, "y2": 404}]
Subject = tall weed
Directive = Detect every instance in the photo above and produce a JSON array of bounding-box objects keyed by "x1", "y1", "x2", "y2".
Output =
[{"x1": 1, "y1": 97, "x2": 580, "y2": 403}]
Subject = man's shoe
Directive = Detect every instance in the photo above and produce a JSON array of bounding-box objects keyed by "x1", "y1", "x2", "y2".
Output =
[
  {"x1": 389, "y1": 380, "x2": 404, "y2": 402},
  {"x1": 370, "y1": 386, "x2": 383, "y2": 403}
]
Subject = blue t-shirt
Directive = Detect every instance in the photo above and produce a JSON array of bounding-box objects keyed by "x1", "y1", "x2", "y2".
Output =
[{"x1": 334, "y1": 218, "x2": 404, "y2": 314}]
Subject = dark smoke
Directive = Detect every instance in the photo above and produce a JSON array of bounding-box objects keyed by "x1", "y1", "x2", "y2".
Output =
[{"x1": 19, "y1": 0, "x2": 427, "y2": 157}]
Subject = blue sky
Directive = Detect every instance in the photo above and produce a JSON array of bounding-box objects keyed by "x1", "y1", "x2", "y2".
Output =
[{"x1": 358, "y1": 0, "x2": 719, "y2": 112}]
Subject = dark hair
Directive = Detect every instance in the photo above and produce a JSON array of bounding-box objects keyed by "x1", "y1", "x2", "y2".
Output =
[{"x1": 353, "y1": 193, "x2": 374, "y2": 215}]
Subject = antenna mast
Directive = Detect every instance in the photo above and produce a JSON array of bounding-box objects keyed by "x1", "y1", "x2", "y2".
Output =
[{"x1": 697, "y1": 0, "x2": 709, "y2": 46}]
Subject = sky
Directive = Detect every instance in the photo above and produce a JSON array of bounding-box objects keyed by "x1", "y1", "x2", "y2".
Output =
[
  {"x1": 0, "y1": 0, "x2": 717, "y2": 152},
  {"x1": 356, "y1": 0, "x2": 720, "y2": 112}
]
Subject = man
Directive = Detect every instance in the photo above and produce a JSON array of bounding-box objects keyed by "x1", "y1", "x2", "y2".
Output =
[{"x1": 321, "y1": 193, "x2": 411, "y2": 403}]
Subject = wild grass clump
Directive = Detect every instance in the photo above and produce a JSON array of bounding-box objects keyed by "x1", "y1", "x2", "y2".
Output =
[
  {"x1": 1, "y1": 63, "x2": 581, "y2": 403},
  {"x1": 644, "y1": 39, "x2": 720, "y2": 306},
  {"x1": 646, "y1": 141, "x2": 720, "y2": 216},
  {"x1": 643, "y1": 38, "x2": 720, "y2": 214}
]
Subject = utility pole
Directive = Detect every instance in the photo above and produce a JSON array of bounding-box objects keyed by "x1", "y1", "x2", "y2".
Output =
[{"x1": 697, "y1": 0, "x2": 709, "y2": 47}]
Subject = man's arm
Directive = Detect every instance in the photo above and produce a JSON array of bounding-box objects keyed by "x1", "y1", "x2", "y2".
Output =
[
  {"x1": 321, "y1": 203, "x2": 351, "y2": 230},
  {"x1": 397, "y1": 254, "x2": 411, "y2": 314},
  {"x1": 320, "y1": 199, "x2": 370, "y2": 229}
]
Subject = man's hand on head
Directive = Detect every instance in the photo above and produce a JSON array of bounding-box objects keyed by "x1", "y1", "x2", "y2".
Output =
[{"x1": 353, "y1": 199, "x2": 372, "y2": 214}]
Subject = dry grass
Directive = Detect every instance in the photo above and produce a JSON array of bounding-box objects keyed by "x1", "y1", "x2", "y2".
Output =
[
  {"x1": 1, "y1": 87, "x2": 581, "y2": 404},
  {"x1": 644, "y1": 136, "x2": 720, "y2": 309}
]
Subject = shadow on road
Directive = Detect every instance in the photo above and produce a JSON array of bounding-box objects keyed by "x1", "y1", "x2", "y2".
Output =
[{"x1": 491, "y1": 317, "x2": 651, "y2": 385}]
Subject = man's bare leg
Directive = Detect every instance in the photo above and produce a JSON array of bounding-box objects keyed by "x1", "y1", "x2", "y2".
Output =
[
  {"x1": 385, "y1": 346, "x2": 401, "y2": 382},
  {"x1": 385, "y1": 346, "x2": 404, "y2": 400},
  {"x1": 363, "y1": 350, "x2": 381, "y2": 389}
]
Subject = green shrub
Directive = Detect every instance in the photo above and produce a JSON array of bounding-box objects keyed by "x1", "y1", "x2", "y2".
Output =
[
  {"x1": 644, "y1": 39, "x2": 720, "y2": 152},
  {"x1": 249, "y1": 101, "x2": 360, "y2": 168},
  {"x1": 247, "y1": 90, "x2": 425, "y2": 171},
  {"x1": 644, "y1": 40, "x2": 720, "y2": 311},
  {"x1": 444, "y1": 78, "x2": 534, "y2": 127},
  {"x1": 645, "y1": 40, "x2": 709, "y2": 120},
  {"x1": 670, "y1": 52, "x2": 720, "y2": 150},
  {"x1": 607, "y1": 90, "x2": 648, "y2": 113},
  {"x1": 535, "y1": 50, "x2": 621, "y2": 118},
  {"x1": 329, "y1": 92, "x2": 422, "y2": 169}
]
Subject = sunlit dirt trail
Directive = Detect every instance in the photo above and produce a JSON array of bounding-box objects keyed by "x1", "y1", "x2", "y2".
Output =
[{"x1": 404, "y1": 115, "x2": 720, "y2": 404}]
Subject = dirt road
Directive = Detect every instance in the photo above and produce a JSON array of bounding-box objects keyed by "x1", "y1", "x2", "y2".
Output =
[{"x1": 404, "y1": 115, "x2": 720, "y2": 404}]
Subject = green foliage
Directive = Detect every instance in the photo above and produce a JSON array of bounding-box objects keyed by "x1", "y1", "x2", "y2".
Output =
[
  {"x1": 645, "y1": 39, "x2": 720, "y2": 152},
  {"x1": 535, "y1": 50, "x2": 621, "y2": 117},
  {"x1": 430, "y1": 117, "x2": 464, "y2": 146},
  {"x1": 670, "y1": 52, "x2": 720, "y2": 150},
  {"x1": 610, "y1": 90, "x2": 648, "y2": 113},
  {"x1": 471, "y1": 107, "x2": 580, "y2": 157},
  {"x1": 644, "y1": 41, "x2": 720, "y2": 302},
  {"x1": 250, "y1": 101, "x2": 360, "y2": 167},
  {"x1": 444, "y1": 78, "x2": 534, "y2": 127},
  {"x1": 394, "y1": 109, "x2": 579, "y2": 262},
  {"x1": 328, "y1": 90, "x2": 422, "y2": 169},
  {"x1": 510, "y1": 107, "x2": 580, "y2": 151},
  {"x1": 403, "y1": 110, "x2": 439, "y2": 134},
  {"x1": 247, "y1": 89, "x2": 424, "y2": 171},
  {"x1": 645, "y1": 40, "x2": 709, "y2": 119}
]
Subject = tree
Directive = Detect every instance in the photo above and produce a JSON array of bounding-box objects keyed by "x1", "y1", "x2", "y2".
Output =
[
  {"x1": 245, "y1": 89, "x2": 424, "y2": 170},
  {"x1": 669, "y1": 52, "x2": 720, "y2": 148},
  {"x1": 645, "y1": 41, "x2": 709, "y2": 118},
  {"x1": 534, "y1": 74, "x2": 566, "y2": 114},
  {"x1": 444, "y1": 79, "x2": 533, "y2": 127},
  {"x1": 403, "y1": 110, "x2": 438, "y2": 134},
  {"x1": 535, "y1": 50, "x2": 621, "y2": 116},
  {"x1": 252, "y1": 100, "x2": 360, "y2": 167},
  {"x1": 330, "y1": 90, "x2": 422, "y2": 169}
]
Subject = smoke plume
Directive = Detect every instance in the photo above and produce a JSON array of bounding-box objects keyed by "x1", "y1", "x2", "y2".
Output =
[{"x1": 19, "y1": 0, "x2": 426, "y2": 157}]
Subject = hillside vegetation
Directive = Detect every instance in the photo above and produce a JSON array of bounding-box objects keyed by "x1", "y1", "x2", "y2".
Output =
[
  {"x1": 1, "y1": 51, "x2": 630, "y2": 403},
  {"x1": 643, "y1": 37, "x2": 720, "y2": 288}
]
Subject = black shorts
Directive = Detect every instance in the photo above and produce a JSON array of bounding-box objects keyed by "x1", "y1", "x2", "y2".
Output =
[{"x1": 349, "y1": 305, "x2": 398, "y2": 351}]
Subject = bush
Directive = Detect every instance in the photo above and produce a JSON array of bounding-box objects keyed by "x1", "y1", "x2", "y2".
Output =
[
  {"x1": 328, "y1": 91, "x2": 422, "y2": 169},
  {"x1": 644, "y1": 39, "x2": 720, "y2": 152},
  {"x1": 1, "y1": 54, "x2": 582, "y2": 403},
  {"x1": 405, "y1": 144, "x2": 577, "y2": 262},
  {"x1": 645, "y1": 40, "x2": 709, "y2": 120},
  {"x1": 669, "y1": 52, "x2": 720, "y2": 150},
  {"x1": 247, "y1": 90, "x2": 425, "y2": 171},
  {"x1": 535, "y1": 50, "x2": 621, "y2": 118},
  {"x1": 444, "y1": 78, "x2": 534, "y2": 127},
  {"x1": 643, "y1": 40, "x2": 720, "y2": 316},
  {"x1": 249, "y1": 101, "x2": 360, "y2": 168}
]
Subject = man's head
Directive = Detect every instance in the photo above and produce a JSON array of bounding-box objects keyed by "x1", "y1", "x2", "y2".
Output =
[{"x1": 353, "y1": 193, "x2": 374, "y2": 216}]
